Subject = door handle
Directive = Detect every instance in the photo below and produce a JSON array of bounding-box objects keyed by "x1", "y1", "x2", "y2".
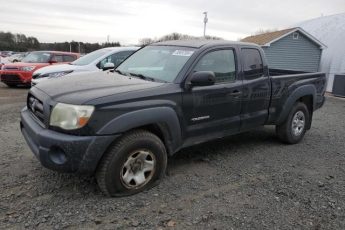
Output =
[{"x1": 230, "y1": 90, "x2": 242, "y2": 96}]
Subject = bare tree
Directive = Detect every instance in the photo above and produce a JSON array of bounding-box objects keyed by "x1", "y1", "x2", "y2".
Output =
[
  {"x1": 139, "y1": 38, "x2": 154, "y2": 47},
  {"x1": 139, "y1": 32, "x2": 223, "y2": 46},
  {"x1": 252, "y1": 28, "x2": 279, "y2": 36}
]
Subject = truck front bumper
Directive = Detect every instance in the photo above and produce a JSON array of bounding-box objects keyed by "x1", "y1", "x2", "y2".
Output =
[{"x1": 20, "y1": 107, "x2": 119, "y2": 174}]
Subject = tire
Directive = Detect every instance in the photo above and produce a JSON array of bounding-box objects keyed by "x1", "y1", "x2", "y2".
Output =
[
  {"x1": 5, "y1": 83, "x2": 17, "y2": 88},
  {"x1": 276, "y1": 102, "x2": 310, "y2": 144},
  {"x1": 96, "y1": 130, "x2": 167, "y2": 197}
]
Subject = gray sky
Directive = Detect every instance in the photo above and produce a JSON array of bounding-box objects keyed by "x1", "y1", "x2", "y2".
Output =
[{"x1": 0, "y1": 0, "x2": 344, "y2": 44}]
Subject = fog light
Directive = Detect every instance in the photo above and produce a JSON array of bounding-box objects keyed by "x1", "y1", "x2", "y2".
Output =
[{"x1": 49, "y1": 146, "x2": 67, "y2": 165}]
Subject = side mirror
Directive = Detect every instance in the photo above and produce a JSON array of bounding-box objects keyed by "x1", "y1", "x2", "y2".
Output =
[
  {"x1": 102, "y1": 62, "x2": 115, "y2": 71},
  {"x1": 189, "y1": 71, "x2": 216, "y2": 87},
  {"x1": 49, "y1": 60, "x2": 57, "y2": 64}
]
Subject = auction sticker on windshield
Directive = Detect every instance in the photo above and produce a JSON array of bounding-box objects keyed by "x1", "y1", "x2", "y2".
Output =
[{"x1": 172, "y1": 50, "x2": 194, "y2": 57}]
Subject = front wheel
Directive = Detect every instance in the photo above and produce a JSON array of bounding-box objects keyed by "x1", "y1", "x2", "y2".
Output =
[
  {"x1": 96, "y1": 130, "x2": 167, "y2": 197},
  {"x1": 276, "y1": 102, "x2": 310, "y2": 144}
]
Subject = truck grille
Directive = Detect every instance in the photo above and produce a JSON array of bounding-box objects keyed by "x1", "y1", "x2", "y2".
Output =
[
  {"x1": 0, "y1": 74, "x2": 22, "y2": 84},
  {"x1": 27, "y1": 94, "x2": 45, "y2": 125}
]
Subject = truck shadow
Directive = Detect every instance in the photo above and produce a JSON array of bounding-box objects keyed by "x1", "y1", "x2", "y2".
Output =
[{"x1": 168, "y1": 126, "x2": 280, "y2": 166}]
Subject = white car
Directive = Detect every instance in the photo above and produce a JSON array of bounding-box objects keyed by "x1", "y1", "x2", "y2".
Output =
[
  {"x1": 8, "y1": 53, "x2": 28, "y2": 62},
  {"x1": 31, "y1": 47, "x2": 139, "y2": 86}
]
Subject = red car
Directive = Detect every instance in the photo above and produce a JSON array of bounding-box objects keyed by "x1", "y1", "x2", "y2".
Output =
[{"x1": 0, "y1": 51, "x2": 80, "y2": 87}]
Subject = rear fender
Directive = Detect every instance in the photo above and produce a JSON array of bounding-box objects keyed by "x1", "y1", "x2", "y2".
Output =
[{"x1": 276, "y1": 85, "x2": 316, "y2": 125}]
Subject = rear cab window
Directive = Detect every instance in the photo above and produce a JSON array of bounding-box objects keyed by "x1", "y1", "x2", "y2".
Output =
[{"x1": 241, "y1": 48, "x2": 264, "y2": 79}]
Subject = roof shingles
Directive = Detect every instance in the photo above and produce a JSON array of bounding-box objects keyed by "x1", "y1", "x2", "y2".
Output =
[{"x1": 241, "y1": 28, "x2": 296, "y2": 45}]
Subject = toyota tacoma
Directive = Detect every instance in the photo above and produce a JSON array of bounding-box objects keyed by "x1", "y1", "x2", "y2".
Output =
[{"x1": 21, "y1": 40, "x2": 326, "y2": 196}]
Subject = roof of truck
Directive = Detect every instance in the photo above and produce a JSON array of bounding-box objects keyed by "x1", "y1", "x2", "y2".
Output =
[{"x1": 152, "y1": 40, "x2": 258, "y2": 48}]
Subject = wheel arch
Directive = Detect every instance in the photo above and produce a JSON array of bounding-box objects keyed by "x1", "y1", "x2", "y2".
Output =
[
  {"x1": 276, "y1": 85, "x2": 316, "y2": 126},
  {"x1": 97, "y1": 107, "x2": 183, "y2": 155}
]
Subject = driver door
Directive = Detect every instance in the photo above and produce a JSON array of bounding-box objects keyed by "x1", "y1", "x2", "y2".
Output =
[{"x1": 183, "y1": 48, "x2": 242, "y2": 142}]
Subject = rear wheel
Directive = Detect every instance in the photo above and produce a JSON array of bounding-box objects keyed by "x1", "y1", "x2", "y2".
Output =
[
  {"x1": 96, "y1": 130, "x2": 167, "y2": 197},
  {"x1": 276, "y1": 102, "x2": 310, "y2": 144}
]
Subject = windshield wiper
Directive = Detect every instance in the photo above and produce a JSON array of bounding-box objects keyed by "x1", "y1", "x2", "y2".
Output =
[
  {"x1": 128, "y1": 72, "x2": 161, "y2": 82},
  {"x1": 113, "y1": 69, "x2": 126, "y2": 76}
]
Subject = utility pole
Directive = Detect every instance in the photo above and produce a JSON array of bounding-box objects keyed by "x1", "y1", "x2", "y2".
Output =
[
  {"x1": 107, "y1": 35, "x2": 110, "y2": 43},
  {"x1": 78, "y1": 42, "x2": 81, "y2": 53},
  {"x1": 69, "y1": 43, "x2": 72, "y2": 52},
  {"x1": 203, "y1": 12, "x2": 208, "y2": 38}
]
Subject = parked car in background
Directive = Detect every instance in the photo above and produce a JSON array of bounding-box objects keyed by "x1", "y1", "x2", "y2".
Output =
[
  {"x1": 0, "y1": 51, "x2": 14, "y2": 58},
  {"x1": 0, "y1": 51, "x2": 80, "y2": 87},
  {"x1": 0, "y1": 56, "x2": 9, "y2": 70},
  {"x1": 31, "y1": 47, "x2": 139, "y2": 86},
  {"x1": 8, "y1": 52, "x2": 28, "y2": 62}
]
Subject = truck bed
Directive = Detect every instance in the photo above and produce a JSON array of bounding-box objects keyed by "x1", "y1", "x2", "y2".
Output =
[
  {"x1": 269, "y1": 68, "x2": 308, "y2": 76},
  {"x1": 267, "y1": 68, "x2": 327, "y2": 125}
]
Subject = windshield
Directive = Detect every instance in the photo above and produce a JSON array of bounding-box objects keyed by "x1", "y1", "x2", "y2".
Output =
[
  {"x1": 71, "y1": 49, "x2": 110, "y2": 66},
  {"x1": 21, "y1": 52, "x2": 52, "y2": 63},
  {"x1": 116, "y1": 46, "x2": 196, "y2": 82}
]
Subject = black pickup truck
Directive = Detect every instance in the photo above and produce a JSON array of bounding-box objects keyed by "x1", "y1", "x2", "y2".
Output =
[{"x1": 21, "y1": 40, "x2": 326, "y2": 196}]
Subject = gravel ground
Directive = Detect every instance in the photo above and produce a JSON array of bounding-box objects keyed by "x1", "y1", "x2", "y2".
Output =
[{"x1": 0, "y1": 82, "x2": 344, "y2": 229}]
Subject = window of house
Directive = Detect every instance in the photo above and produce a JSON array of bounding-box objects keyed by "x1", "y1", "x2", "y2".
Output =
[
  {"x1": 242, "y1": 48, "x2": 264, "y2": 80},
  {"x1": 193, "y1": 49, "x2": 236, "y2": 83},
  {"x1": 293, "y1": 32, "x2": 299, "y2": 40}
]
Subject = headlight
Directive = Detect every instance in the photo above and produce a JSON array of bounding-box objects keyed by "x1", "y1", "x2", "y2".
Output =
[
  {"x1": 45, "y1": 71, "x2": 73, "y2": 78},
  {"x1": 50, "y1": 103, "x2": 95, "y2": 130},
  {"x1": 21, "y1": 66, "x2": 35, "y2": 71}
]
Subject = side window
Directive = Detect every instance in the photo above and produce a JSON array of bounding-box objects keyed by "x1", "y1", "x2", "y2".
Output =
[
  {"x1": 98, "y1": 51, "x2": 134, "y2": 69},
  {"x1": 111, "y1": 51, "x2": 134, "y2": 67},
  {"x1": 193, "y1": 49, "x2": 236, "y2": 83},
  {"x1": 242, "y1": 48, "x2": 264, "y2": 80},
  {"x1": 99, "y1": 56, "x2": 112, "y2": 69},
  {"x1": 52, "y1": 55, "x2": 64, "y2": 62},
  {"x1": 63, "y1": 55, "x2": 77, "y2": 62}
]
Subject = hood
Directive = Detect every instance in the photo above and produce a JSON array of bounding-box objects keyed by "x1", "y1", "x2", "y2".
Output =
[
  {"x1": 4, "y1": 62, "x2": 48, "y2": 67},
  {"x1": 35, "y1": 71, "x2": 164, "y2": 104},
  {"x1": 3, "y1": 62, "x2": 49, "y2": 71},
  {"x1": 33, "y1": 64, "x2": 87, "y2": 75}
]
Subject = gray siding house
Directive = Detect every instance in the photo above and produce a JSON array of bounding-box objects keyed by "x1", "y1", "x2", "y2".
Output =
[{"x1": 242, "y1": 28, "x2": 326, "y2": 72}]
